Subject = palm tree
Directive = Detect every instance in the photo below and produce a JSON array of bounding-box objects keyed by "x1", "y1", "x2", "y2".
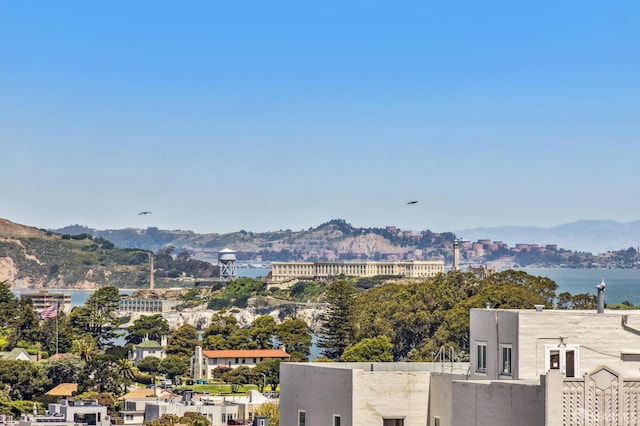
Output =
[
  {"x1": 115, "y1": 359, "x2": 137, "y2": 395},
  {"x1": 73, "y1": 337, "x2": 96, "y2": 362}
]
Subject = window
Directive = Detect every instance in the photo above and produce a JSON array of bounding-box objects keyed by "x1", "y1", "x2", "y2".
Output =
[
  {"x1": 298, "y1": 411, "x2": 306, "y2": 426},
  {"x1": 383, "y1": 419, "x2": 404, "y2": 426},
  {"x1": 476, "y1": 342, "x2": 487, "y2": 373},
  {"x1": 545, "y1": 344, "x2": 579, "y2": 378},
  {"x1": 501, "y1": 344, "x2": 512, "y2": 376},
  {"x1": 333, "y1": 415, "x2": 341, "y2": 426}
]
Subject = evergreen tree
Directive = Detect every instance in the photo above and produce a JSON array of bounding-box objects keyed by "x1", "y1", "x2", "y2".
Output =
[
  {"x1": 166, "y1": 324, "x2": 199, "y2": 368},
  {"x1": 276, "y1": 316, "x2": 312, "y2": 361},
  {"x1": 318, "y1": 278, "x2": 357, "y2": 360},
  {"x1": 68, "y1": 285, "x2": 123, "y2": 348},
  {"x1": 126, "y1": 314, "x2": 170, "y2": 345}
]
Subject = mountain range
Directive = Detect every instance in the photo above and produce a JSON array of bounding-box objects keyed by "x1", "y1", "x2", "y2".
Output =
[
  {"x1": 455, "y1": 220, "x2": 640, "y2": 254},
  {"x1": 54, "y1": 218, "x2": 640, "y2": 256}
]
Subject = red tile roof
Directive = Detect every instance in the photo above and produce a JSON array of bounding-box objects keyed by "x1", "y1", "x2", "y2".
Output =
[{"x1": 201, "y1": 349, "x2": 290, "y2": 359}]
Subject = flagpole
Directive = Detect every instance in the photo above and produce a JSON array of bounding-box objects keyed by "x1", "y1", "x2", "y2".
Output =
[{"x1": 56, "y1": 312, "x2": 59, "y2": 355}]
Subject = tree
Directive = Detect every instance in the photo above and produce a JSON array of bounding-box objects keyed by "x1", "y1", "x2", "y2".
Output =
[
  {"x1": 340, "y1": 336, "x2": 393, "y2": 362},
  {"x1": 43, "y1": 354, "x2": 85, "y2": 385},
  {"x1": 221, "y1": 365, "x2": 251, "y2": 393},
  {"x1": 114, "y1": 359, "x2": 136, "y2": 395},
  {"x1": 166, "y1": 324, "x2": 199, "y2": 363},
  {"x1": 249, "y1": 315, "x2": 277, "y2": 349},
  {"x1": 318, "y1": 279, "x2": 358, "y2": 360},
  {"x1": 202, "y1": 314, "x2": 240, "y2": 347},
  {"x1": 252, "y1": 359, "x2": 281, "y2": 391},
  {"x1": 137, "y1": 356, "x2": 161, "y2": 374},
  {"x1": 126, "y1": 314, "x2": 170, "y2": 345},
  {"x1": 68, "y1": 286, "x2": 123, "y2": 348},
  {"x1": 556, "y1": 292, "x2": 597, "y2": 310},
  {"x1": 41, "y1": 312, "x2": 77, "y2": 355},
  {"x1": 77, "y1": 354, "x2": 119, "y2": 394},
  {"x1": 276, "y1": 316, "x2": 312, "y2": 361},
  {"x1": 0, "y1": 360, "x2": 50, "y2": 400},
  {"x1": 72, "y1": 336, "x2": 97, "y2": 362},
  {"x1": 158, "y1": 355, "x2": 187, "y2": 378},
  {"x1": 254, "y1": 401, "x2": 280, "y2": 426},
  {"x1": 11, "y1": 298, "x2": 41, "y2": 348}
]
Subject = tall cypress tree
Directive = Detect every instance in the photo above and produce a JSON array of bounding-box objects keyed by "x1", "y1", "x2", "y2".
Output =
[{"x1": 318, "y1": 278, "x2": 357, "y2": 360}]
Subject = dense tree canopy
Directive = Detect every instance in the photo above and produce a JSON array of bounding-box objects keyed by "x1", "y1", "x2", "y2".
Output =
[{"x1": 126, "y1": 314, "x2": 171, "y2": 345}]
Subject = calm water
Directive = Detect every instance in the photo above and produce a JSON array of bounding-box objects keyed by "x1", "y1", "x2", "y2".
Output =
[
  {"x1": 521, "y1": 268, "x2": 640, "y2": 305},
  {"x1": 14, "y1": 268, "x2": 640, "y2": 307}
]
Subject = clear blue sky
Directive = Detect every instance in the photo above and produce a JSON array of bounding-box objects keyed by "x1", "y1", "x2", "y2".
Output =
[{"x1": 1, "y1": 1, "x2": 639, "y2": 234}]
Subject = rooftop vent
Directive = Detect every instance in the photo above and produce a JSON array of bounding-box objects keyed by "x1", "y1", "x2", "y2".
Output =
[
  {"x1": 596, "y1": 279, "x2": 606, "y2": 314},
  {"x1": 534, "y1": 304, "x2": 544, "y2": 312}
]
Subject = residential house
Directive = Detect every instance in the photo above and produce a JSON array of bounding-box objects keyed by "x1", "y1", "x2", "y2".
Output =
[{"x1": 129, "y1": 338, "x2": 166, "y2": 364}]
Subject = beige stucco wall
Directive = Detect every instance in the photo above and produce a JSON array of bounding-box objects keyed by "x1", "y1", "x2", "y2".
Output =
[
  {"x1": 428, "y1": 373, "x2": 468, "y2": 426},
  {"x1": 280, "y1": 363, "x2": 354, "y2": 426},
  {"x1": 451, "y1": 380, "x2": 545, "y2": 426},
  {"x1": 469, "y1": 309, "x2": 519, "y2": 380},
  {"x1": 471, "y1": 308, "x2": 640, "y2": 381},
  {"x1": 351, "y1": 370, "x2": 430, "y2": 425},
  {"x1": 279, "y1": 363, "x2": 468, "y2": 426}
]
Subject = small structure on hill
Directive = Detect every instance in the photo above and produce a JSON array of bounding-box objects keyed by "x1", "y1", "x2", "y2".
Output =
[{"x1": 218, "y1": 248, "x2": 238, "y2": 282}]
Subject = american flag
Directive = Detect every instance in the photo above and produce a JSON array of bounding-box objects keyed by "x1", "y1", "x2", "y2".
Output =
[{"x1": 40, "y1": 303, "x2": 59, "y2": 320}]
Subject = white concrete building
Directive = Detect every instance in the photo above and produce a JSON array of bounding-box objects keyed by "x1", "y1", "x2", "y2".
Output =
[
  {"x1": 469, "y1": 307, "x2": 640, "y2": 381},
  {"x1": 280, "y1": 305, "x2": 640, "y2": 425},
  {"x1": 279, "y1": 362, "x2": 468, "y2": 426},
  {"x1": 18, "y1": 399, "x2": 111, "y2": 426},
  {"x1": 269, "y1": 260, "x2": 444, "y2": 283}
]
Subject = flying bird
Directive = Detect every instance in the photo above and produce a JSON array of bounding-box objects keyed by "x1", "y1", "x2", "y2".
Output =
[
  {"x1": 139, "y1": 211, "x2": 152, "y2": 215},
  {"x1": 407, "y1": 201, "x2": 418, "y2": 205}
]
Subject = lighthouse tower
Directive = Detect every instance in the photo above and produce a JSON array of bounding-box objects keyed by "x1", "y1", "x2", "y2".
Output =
[{"x1": 452, "y1": 239, "x2": 460, "y2": 271}]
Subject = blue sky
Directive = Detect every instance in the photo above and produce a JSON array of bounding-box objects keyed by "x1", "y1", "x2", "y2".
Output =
[{"x1": 1, "y1": 1, "x2": 639, "y2": 234}]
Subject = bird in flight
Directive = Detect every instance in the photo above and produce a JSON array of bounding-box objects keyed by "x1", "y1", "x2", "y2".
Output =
[
  {"x1": 407, "y1": 201, "x2": 418, "y2": 205},
  {"x1": 139, "y1": 211, "x2": 152, "y2": 215}
]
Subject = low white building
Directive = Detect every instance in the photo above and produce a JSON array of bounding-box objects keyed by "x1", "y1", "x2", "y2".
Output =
[
  {"x1": 129, "y1": 338, "x2": 167, "y2": 364},
  {"x1": 19, "y1": 399, "x2": 110, "y2": 426}
]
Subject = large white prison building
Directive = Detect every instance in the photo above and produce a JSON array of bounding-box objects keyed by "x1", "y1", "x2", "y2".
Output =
[{"x1": 269, "y1": 260, "x2": 444, "y2": 282}]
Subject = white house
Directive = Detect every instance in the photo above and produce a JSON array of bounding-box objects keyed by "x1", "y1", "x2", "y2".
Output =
[{"x1": 129, "y1": 339, "x2": 166, "y2": 364}]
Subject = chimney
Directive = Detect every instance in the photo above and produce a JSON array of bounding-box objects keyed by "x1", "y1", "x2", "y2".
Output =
[{"x1": 596, "y1": 279, "x2": 606, "y2": 314}]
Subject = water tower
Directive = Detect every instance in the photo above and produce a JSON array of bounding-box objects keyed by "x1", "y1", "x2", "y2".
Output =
[{"x1": 218, "y1": 248, "x2": 238, "y2": 282}]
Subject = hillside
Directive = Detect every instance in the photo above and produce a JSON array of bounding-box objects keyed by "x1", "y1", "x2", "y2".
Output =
[
  {"x1": 0, "y1": 220, "x2": 150, "y2": 289},
  {"x1": 55, "y1": 219, "x2": 454, "y2": 263}
]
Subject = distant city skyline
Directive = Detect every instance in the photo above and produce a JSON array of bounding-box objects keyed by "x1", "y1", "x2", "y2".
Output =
[{"x1": 2, "y1": 1, "x2": 639, "y2": 235}]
